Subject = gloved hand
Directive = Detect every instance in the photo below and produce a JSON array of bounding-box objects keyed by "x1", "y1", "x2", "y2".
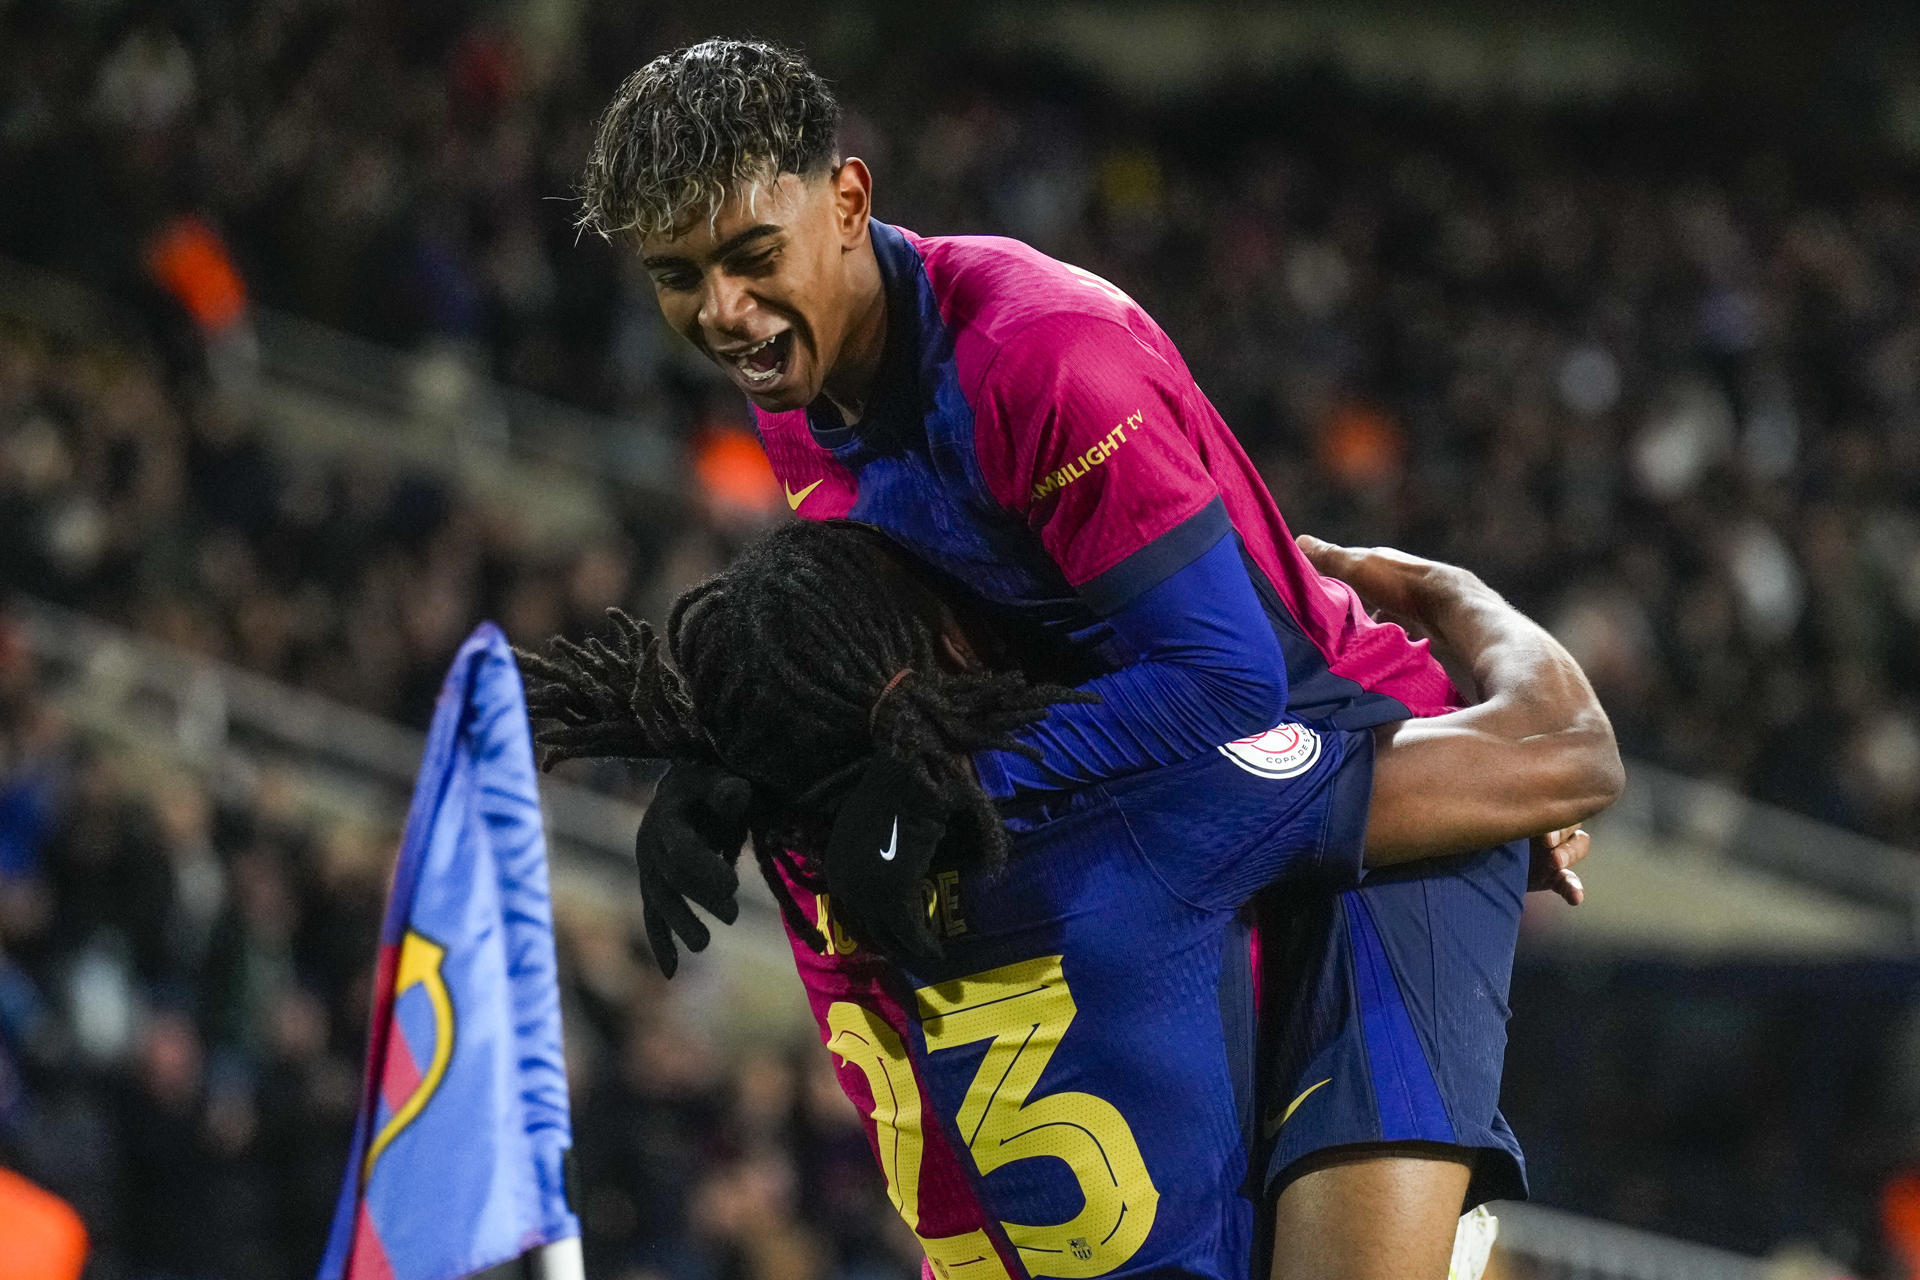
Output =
[
  {"x1": 636, "y1": 761, "x2": 751, "y2": 977},
  {"x1": 823, "y1": 755, "x2": 949, "y2": 965}
]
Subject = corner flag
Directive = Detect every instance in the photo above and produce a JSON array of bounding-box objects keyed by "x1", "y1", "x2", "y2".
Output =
[{"x1": 318, "y1": 624, "x2": 581, "y2": 1280}]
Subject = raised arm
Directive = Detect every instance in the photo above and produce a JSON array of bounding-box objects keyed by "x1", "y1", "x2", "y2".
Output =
[{"x1": 1296, "y1": 537, "x2": 1625, "y2": 865}]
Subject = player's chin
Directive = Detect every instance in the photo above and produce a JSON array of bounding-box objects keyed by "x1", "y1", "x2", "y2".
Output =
[{"x1": 743, "y1": 383, "x2": 812, "y2": 412}]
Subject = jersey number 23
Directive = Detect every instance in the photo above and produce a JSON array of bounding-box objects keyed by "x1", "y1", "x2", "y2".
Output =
[{"x1": 827, "y1": 955, "x2": 1161, "y2": 1279}]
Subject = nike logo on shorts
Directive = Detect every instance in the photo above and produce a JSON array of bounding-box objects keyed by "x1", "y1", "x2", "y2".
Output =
[{"x1": 1264, "y1": 1077, "x2": 1332, "y2": 1139}]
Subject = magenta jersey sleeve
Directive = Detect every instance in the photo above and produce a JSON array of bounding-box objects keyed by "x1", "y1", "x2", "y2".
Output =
[{"x1": 972, "y1": 312, "x2": 1225, "y2": 608}]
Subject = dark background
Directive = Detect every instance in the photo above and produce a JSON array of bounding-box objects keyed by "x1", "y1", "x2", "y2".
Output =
[{"x1": 2, "y1": 1, "x2": 1920, "y2": 1277}]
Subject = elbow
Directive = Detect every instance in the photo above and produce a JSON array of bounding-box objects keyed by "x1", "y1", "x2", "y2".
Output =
[
  {"x1": 1574, "y1": 704, "x2": 1626, "y2": 813},
  {"x1": 1172, "y1": 635, "x2": 1287, "y2": 741},
  {"x1": 1538, "y1": 713, "x2": 1625, "y2": 828},
  {"x1": 1500, "y1": 676, "x2": 1623, "y2": 827},
  {"x1": 1565, "y1": 745, "x2": 1626, "y2": 827},
  {"x1": 1218, "y1": 662, "x2": 1288, "y2": 738},
  {"x1": 1591, "y1": 735, "x2": 1627, "y2": 812},
  {"x1": 1233, "y1": 628, "x2": 1291, "y2": 733}
]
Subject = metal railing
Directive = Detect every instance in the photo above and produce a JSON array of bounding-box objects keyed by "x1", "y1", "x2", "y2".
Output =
[
  {"x1": 0, "y1": 255, "x2": 684, "y2": 501},
  {"x1": 1494, "y1": 1202, "x2": 1774, "y2": 1280},
  {"x1": 1616, "y1": 760, "x2": 1920, "y2": 941},
  {"x1": 9, "y1": 597, "x2": 647, "y2": 876},
  {"x1": 250, "y1": 307, "x2": 684, "y2": 493}
]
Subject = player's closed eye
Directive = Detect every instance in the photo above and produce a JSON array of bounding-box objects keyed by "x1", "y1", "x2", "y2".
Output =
[{"x1": 731, "y1": 249, "x2": 779, "y2": 274}]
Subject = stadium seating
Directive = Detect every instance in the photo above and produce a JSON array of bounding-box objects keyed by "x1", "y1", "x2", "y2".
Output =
[{"x1": 4, "y1": 2, "x2": 1920, "y2": 1276}]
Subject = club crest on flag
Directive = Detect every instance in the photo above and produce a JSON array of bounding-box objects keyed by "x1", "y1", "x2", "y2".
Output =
[
  {"x1": 363, "y1": 930, "x2": 454, "y2": 1181},
  {"x1": 317, "y1": 624, "x2": 580, "y2": 1280}
]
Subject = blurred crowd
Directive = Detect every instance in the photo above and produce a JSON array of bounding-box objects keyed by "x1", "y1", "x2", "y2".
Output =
[
  {"x1": 0, "y1": 314, "x2": 705, "y2": 734},
  {"x1": 0, "y1": 624, "x2": 922, "y2": 1279},
  {"x1": 3, "y1": 0, "x2": 1920, "y2": 1275},
  {"x1": 4, "y1": 1, "x2": 1919, "y2": 846}
]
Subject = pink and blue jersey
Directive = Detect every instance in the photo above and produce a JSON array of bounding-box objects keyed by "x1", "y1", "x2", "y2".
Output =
[
  {"x1": 779, "y1": 724, "x2": 1375, "y2": 1280},
  {"x1": 755, "y1": 220, "x2": 1530, "y2": 1270},
  {"x1": 752, "y1": 220, "x2": 1458, "y2": 795}
]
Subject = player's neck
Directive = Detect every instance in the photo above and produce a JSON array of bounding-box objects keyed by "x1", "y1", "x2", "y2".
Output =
[{"x1": 820, "y1": 245, "x2": 887, "y2": 426}]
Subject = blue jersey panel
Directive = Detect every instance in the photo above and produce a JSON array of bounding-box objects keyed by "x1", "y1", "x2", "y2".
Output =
[{"x1": 875, "y1": 728, "x2": 1370, "y2": 1280}]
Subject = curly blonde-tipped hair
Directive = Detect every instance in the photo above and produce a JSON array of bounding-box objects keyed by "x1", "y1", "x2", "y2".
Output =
[{"x1": 579, "y1": 39, "x2": 841, "y2": 243}]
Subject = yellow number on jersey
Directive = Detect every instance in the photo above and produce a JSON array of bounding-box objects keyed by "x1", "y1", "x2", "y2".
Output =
[
  {"x1": 918, "y1": 956, "x2": 1160, "y2": 1278},
  {"x1": 825, "y1": 956, "x2": 1159, "y2": 1279},
  {"x1": 825, "y1": 1003, "x2": 1011, "y2": 1280}
]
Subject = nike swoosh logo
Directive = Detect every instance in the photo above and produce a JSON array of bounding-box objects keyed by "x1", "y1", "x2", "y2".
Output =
[
  {"x1": 1263, "y1": 1077, "x2": 1332, "y2": 1139},
  {"x1": 785, "y1": 478, "x2": 824, "y2": 510},
  {"x1": 880, "y1": 817, "x2": 899, "y2": 862}
]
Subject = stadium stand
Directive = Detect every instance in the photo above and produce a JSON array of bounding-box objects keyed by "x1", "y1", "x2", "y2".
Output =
[
  {"x1": 4, "y1": 3, "x2": 1920, "y2": 853},
  {"x1": 4, "y1": 1, "x2": 1920, "y2": 1277}
]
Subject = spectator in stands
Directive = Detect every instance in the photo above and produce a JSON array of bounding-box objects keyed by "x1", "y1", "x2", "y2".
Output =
[
  {"x1": 0, "y1": 1166, "x2": 88, "y2": 1280},
  {"x1": 3, "y1": 3, "x2": 1920, "y2": 1273},
  {"x1": 8, "y1": 5, "x2": 1920, "y2": 862}
]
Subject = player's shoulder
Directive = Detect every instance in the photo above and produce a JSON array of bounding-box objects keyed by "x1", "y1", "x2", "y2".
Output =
[
  {"x1": 902, "y1": 227, "x2": 1166, "y2": 389},
  {"x1": 907, "y1": 227, "x2": 1139, "y2": 336}
]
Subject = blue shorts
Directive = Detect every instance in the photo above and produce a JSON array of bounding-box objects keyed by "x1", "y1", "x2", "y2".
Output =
[{"x1": 1254, "y1": 838, "x2": 1530, "y2": 1210}]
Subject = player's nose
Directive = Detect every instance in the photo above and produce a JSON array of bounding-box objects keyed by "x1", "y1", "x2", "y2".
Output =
[{"x1": 696, "y1": 274, "x2": 756, "y2": 339}]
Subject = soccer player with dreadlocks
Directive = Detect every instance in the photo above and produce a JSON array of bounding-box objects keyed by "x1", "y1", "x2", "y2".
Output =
[
  {"x1": 575, "y1": 40, "x2": 1617, "y2": 1278},
  {"x1": 521, "y1": 521, "x2": 1616, "y2": 1280}
]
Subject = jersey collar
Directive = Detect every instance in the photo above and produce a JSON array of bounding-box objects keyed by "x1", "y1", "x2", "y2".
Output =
[{"x1": 806, "y1": 219, "x2": 924, "y2": 458}]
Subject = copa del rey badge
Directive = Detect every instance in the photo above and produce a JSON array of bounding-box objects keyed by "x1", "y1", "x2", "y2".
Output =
[{"x1": 1219, "y1": 722, "x2": 1323, "y2": 779}]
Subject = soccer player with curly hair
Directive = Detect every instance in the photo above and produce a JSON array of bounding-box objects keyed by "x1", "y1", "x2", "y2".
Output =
[{"x1": 576, "y1": 40, "x2": 1622, "y2": 1279}]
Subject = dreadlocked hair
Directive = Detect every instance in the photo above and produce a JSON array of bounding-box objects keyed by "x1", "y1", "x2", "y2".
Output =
[
  {"x1": 668, "y1": 522, "x2": 1093, "y2": 925},
  {"x1": 516, "y1": 610, "x2": 711, "y2": 770},
  {"x1": 519, "y1": 520, "x2": 1093, "y2": 951}
]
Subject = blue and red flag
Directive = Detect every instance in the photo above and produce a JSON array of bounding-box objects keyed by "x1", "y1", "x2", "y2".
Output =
[{"x1": 318, "y1": 624, "x2": 579, "y2": 1280}]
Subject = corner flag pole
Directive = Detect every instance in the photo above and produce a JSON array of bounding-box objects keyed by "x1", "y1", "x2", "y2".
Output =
[{"x1": 528, "y1": 1238, "x2": 586, "y2": 1280}]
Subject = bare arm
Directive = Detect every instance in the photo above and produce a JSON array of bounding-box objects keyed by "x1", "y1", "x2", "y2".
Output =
[{"x1": 1297, "y1": 538, "x2": 1625, "y2": 866}]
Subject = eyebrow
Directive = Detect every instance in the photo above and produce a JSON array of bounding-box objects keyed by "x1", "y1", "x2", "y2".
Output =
[{"x1": 641, "y1": 224, "x2": 782, "y2": 271}]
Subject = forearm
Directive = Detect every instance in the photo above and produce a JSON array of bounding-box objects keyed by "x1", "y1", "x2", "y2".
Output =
[
  {"x1": 1414, "y1": 566, "x2": 1603, "y2": 741},
  {"x1": 1362, "y1": 567, "x2": 1623, "y2": 862}
]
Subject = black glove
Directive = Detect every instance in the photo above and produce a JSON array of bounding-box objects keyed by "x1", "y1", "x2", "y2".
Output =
[
  {"x1": 636, "y1": 761, "x2": 751, "y2": 977},
  {"x1": 823, "y1": 755, "x2": 949, "y2": 965}
]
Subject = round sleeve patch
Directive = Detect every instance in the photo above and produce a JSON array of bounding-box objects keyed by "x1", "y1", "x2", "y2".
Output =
[{"x1": 1218, "y1": 723, "x2": 1323, "y2": 779}]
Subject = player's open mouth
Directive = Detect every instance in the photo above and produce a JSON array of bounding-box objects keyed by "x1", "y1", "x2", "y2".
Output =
[{"x1": 722, "y1": 330, "x2": 793, "y2": 390}]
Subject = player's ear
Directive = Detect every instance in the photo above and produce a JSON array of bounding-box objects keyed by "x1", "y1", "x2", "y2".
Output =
[
  {"x1": 831, "y1": 158, "x2": 872, "y2": 247},
  {"x1": 936, "y1": 631, "x2": 979, "y2": 674}
]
